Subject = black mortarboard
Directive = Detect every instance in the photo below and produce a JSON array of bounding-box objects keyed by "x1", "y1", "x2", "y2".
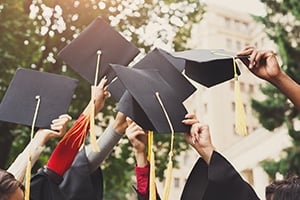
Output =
[
  {"x1": 117, "y1": 91, "x2": 155, "y2": 131},
  {"x1": 171, "y1": 49, "x2": 242, "y2": 87},
  {"x1": 108, "y1": 48, "x2": 195, "y2": 101},
  {"x1": 0, "y1": 68, "x2": 78, "y2": 128},
  {"x1": 58, "y1": 17, "x2": 140, "y2": 85},
  {"x1": 111, "y1": 64, "x2": 190, "y2": 133},
  {"x1": 172, "y1": 49, "x2": 249, "y2": 136}
]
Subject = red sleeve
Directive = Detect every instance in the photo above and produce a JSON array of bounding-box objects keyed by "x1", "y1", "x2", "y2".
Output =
[
  {"x1": 46, "y1": 114, "x2": 89, "y2": 176},
  {"x1": 135, "y1": 164, "x2": 150, "y2": 196}
]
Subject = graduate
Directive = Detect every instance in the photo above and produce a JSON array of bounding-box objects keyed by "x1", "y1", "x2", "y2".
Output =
[
  {"x1": 126, "y1": 114, "x2": 260, "y2": 200},
  {"x1": 20, "y1": 15, "x2": 140, "y2": 200},
  {"x1": 0, "y1": 68, "x2": 78, "y2": 199},
  {"x1": 29, "y1": 76, "x2": 110, "y2": 200},
  {"x1": 0, "y1": 114, "x2": 71, "y2": 200}
]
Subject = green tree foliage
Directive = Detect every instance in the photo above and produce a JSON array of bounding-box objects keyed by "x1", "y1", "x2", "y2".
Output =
[
  {"x1": 254, "y1": 0, "x2": 300, "y2": 180},
  {"x1": 0, "y1": 0, "x2": 204, "y2": 198}
]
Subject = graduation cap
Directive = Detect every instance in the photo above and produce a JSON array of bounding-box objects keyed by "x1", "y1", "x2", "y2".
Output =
[
  {"x1": 111, "y1": 64, "x2": 190, "y2": 133},
  {"x1": 58, "y1": 16, "x2": 140, "y2": 85},
  {"x1": 108, "y1": 48, "x2": 195, "y2": 102},
  {"x1": 58, "y1": 17, "x2": 140, "y2": 152},
  {"x1": 112, "y1": 64, "x2": 190, "y2": 199},
  {"x1": 0, "y1": 68, "x2": 78, "y2": 200},
  {"x1": 0, "y1": 68, "x2": 78, "y2": 128},
  {"x1": 171, "y1": 49, "x2": 242, "y2": 87},
  {"x1": 172, "y1": 49, "x2": 248, "y2": 136}
]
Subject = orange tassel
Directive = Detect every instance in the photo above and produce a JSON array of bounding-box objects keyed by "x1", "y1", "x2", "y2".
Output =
[{"x1": 60, "y1": 114, "x2": 90, "y2": 148}]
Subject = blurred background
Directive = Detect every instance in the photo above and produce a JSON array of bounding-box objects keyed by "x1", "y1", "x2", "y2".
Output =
[{"x1": 1, "y1": 0, "x2": 299, "y2": 199}]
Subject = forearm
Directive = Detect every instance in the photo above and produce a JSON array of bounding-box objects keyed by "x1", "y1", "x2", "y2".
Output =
[
  {"x1": 7, "y1": 139, "x2": 44, "y2": 182},
  {"x1": 270, "y1": 71, "x2": 300, "y2": 111},
  {"x1": 135, "y1": 151, "x2": 148, "y2": 167},
  {"x1": 194, "y1": 145, "x2": 215, "y2": 165},
  {"x1": 86, "y1": 126, "x2": 123, "y2": 172}
]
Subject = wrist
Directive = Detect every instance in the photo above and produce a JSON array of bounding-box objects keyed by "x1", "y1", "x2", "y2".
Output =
[
  {"x1": 135, "y1": 151, "x2": 148, "y2": 167},
  {"x1": 268, "y1": 70, "x2": 286, "y2": 86},
  {"x1": 196, "y1": 145, "x2": 215, "y2": 164},
  {"x1": 113, "y1": 112, "x2": 127, "y2": 135},
  {"x1": 33, "y1": 131, "x2": 51, "y2": 147}
]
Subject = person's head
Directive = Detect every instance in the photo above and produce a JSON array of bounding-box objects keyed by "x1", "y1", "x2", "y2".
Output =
[
  {"x1": 266, "y1": 175, "x2": 300, "y2": 200},
  {"x1": 0, "y1": 169, "x2": 24, "y2": 200}
]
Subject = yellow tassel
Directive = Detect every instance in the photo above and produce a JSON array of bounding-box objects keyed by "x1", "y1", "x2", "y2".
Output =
[
  {"x1": 147, "y1": 130, "x2": 152, "y2": 162},
  {"x1": 25, "y1": 96, "x2": 41, "y2": 200},
  {"x1": 210, "y1": 51, "x2": 248, "y2": 136},
  {"x1": 234, "y1": 76, "x2": 248, "y2": 136},
  {"x1": 155, "y1": 92, "x2": 175, "y2": 200},
  {"x1": 24, "y1": 156, "x2": 31, "y2": 200},
  {"x1": 162, "y1": 153, "x2": 173, "y2": 200},
  {"x1": 148, "y1": 131, "x2": 156, "y2": 200},
  {"x1": 89, "y1": 50, "x2": 102, "y2": 152},
  {"x1": 89, "y1": 86, "x2": 100, "y2": 152},
  {"x1": 232, "y1": 57, "x2": 248, "y2": 136}
]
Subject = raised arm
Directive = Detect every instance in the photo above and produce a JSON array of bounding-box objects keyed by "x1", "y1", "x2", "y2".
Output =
[
  {"x1": 182, "y1": 113, "x2": 259, "y2": 200},
  {"x1": 46, "y1": 77, "x2": 110, "y2": 177},
  {"x1": 237, "y1": 46, "x2": 300, "y2": 111},
  {"x1": 85, "y1": 111, "x2": 128, "y2": 172},
  {"x1": 125, "y1": 119, "x2": 153, "y2": 200},
  {"x1": 7, "y1": 114, "x2": 71, "y2": 182},
  {"x1": 182, "y1": 113, "x2": 215, "y2": 164}
]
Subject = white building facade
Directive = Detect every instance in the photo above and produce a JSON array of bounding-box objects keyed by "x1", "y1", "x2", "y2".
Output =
[{"x1": 156, "y1": 3, "x2": 292, "y2": 200}]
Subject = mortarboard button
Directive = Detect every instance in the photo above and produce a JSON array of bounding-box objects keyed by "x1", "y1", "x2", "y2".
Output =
[
  {"x1": 58, "y1": 16, "x2": 140, "y2": 85},
  {"x1": 108, "y1": 48, "x2": 196, "y2": 102},
  {"x1": 0, "y1": 68, "x2": 78, "y2": 128},
  {"x1": 171, "y1": 49, "x2": 242, "y2": 87},
  {"x1": 111, "y1": 64, "x2": 190, "y2": 133}
]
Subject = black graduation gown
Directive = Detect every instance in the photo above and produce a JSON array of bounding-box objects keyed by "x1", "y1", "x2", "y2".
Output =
[
  {"x1": 181, "y1": 151, "x2": 260, "y2": 200},
  {"x1": 136, "y1": 151, "x2": 260, "y2": 200},
  {"x1": 30, "y1": 148, "x2": 103, "y2": 200}
]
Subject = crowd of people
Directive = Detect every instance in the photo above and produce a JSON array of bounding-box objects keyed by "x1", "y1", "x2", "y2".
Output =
[{"x1": 1, "y1": 46, "x2": 300, "y2": 200}]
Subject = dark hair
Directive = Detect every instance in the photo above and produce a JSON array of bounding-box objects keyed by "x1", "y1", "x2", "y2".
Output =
[
  {"x1": 266, "y1": 176, "x2": 300, "y2": 200},
  {"x1": 0, "y1": 169, "x2": 24, "y2": 200}
]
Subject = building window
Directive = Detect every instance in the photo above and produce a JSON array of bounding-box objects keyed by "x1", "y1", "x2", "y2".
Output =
[
  {"x1": 236, "y1": 40, "x2": 241, "y2": 51},
  {"x1": 234, "y1": 20, "x2": 240, "y2": 30},
  {"x1": 249, "y1": 84, "x2": 254, "y2": 94},
  {"x1": 204, "y1": 103, "x2": 208, "y2": 114},
  {"x1": 239, "y1": 82, "x2": 245, "y2": 91},
  {"x1": 241, "y1": 22, "x2": 249, "y2": 32},
  {"x1": 183, "y1": 153, "x2": 189, "y2": 166},
  {"x1": 224, "y1": 17, "x2": 231, "y2": 27},
  {"x1": 230, "y1": 80, "x2": 234, "y2": 90},
  {"x1": 174, "y1": 177, "x2": 180, "y2": 188},
  {"x1": 226, "y1": 38, "x2": 232, "y2": 49}
]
